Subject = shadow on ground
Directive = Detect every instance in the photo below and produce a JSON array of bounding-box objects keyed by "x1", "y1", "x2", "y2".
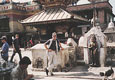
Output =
[{"x1": 54, "y1": 66, "x2": 99, "y2": 79}]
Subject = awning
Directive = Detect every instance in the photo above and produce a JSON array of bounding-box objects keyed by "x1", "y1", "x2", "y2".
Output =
[{"x1": 21, "y1": 8, "x2": 88, "y2": 25}]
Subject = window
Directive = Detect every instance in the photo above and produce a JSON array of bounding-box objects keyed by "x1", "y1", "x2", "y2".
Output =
[{"x1": 0, "y1": 17, "x2": 10, "y2": 32}]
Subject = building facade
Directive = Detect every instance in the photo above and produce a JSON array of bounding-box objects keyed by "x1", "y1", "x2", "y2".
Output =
[
  {"x1": 67, "y1": 0, "x2": 115, "y2": 31},
  {"x1": 0, "y1": 1, "x2": 40, "y2": 46},
  {"x1": 21, "y1": 0, "x2": 89, "y2": 44},
  {"x1": 0, "y1": 0, "x2": 114, "y2": 46}
]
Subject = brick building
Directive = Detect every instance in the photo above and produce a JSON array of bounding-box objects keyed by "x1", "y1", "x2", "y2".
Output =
[
  {"x1": 67, "y1": 0, "x2": 115, "y2": 31},
  {"x1": 0, "y1": 0, "x2": 40, "y2": 46}
]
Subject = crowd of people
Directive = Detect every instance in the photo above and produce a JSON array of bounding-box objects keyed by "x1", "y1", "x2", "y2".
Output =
[
  {"x1": 0, "y1": 34, "x2": 33, "y2": 80},
  {"x1": 0, "y1": 32, "x2": 65, "y2": 80},
  {"x1": 1, "y1": 32, "x2": 113, "y2": 79}
]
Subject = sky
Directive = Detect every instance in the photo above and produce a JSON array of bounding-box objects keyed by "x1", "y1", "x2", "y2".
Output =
[{"x1": 12, "y1": 0, "x2": 115, "y2": 14}]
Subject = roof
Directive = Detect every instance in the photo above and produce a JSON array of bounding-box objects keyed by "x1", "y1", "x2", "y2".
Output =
[
  {"x1": 67, "y1": 1, "x2": 112, "y2": 12},
  {"x1": 104, "y1": 21, "x2": 115, "y2": 34},
  {"x1": 85, "y1": 26, "x2": 106, "y2": 38},
  {"x1": 21, "y1": 8, "x2": 88, "y2": 25},
  {"x1": 104, "y1": 28, "x2": 115, "y2": 34},
  {"x1": 108, "y1": 21, "x2": 114, "y2": 28},
  {"x1": 81, "y1": 26, "x2": 107, "y2": 47}
]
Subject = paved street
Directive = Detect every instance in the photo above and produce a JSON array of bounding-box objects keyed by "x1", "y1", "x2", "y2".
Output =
[{"x1": 8, "y1": 48, "x2": 115, "y2": 80}]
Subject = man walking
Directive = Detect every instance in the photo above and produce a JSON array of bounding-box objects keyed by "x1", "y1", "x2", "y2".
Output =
[
  {"x1": 44, "y1": 32, "x2": 64, "y2": 76},
  {"x1": 0, "y1": 36, "x2": 9, "y2": 61},
  {"x1": 10, "y1": 34, "x2": 22, "y2": 62}
]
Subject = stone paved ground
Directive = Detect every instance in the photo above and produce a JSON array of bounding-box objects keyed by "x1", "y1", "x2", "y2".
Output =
[{"x1": 8, "y1": 48, "x2": 115, "y2": 80}]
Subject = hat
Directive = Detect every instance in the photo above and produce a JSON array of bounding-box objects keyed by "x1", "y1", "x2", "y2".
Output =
[{"x1": 0, "y1": 36, "x2": 7, "y2": 40}]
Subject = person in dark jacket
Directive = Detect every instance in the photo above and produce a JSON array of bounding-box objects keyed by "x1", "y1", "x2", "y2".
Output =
[{"x1": 10, "y1": 34, "x2": 22, "y2": 62}]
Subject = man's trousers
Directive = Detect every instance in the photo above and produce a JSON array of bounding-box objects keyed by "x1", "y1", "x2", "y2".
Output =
[{"x1": 47, "y1": 51, "x2": 58, "y2": 73}]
